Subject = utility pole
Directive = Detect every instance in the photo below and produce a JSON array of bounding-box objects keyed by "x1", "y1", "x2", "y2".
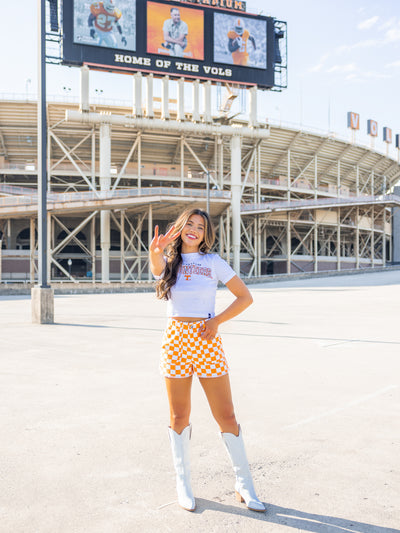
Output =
[{"x1": 32, "y1": 0, "x2": 54, "y2": 323}]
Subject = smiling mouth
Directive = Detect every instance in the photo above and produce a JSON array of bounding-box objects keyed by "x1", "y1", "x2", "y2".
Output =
[{"x1": 186, "y1": 234, "x2": 198, "y2": 240}]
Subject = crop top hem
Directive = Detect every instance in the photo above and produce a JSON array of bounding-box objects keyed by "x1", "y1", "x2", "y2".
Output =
[{"x1": 168, "y1": 312, "x2": 215, "y2": 318}]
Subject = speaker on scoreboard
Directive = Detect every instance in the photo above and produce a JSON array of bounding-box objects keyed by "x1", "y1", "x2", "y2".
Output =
[
  {"x1": 47, "y1": 0, "x2": 59, "y2": 32},
  {"x1": 274, "y1": 29, "x2": 284, "y2": 64}
]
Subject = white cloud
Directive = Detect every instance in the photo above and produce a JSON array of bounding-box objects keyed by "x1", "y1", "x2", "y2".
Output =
[
  {"x1": 336, "y1": 39, "x2": 380, "y2": 53},
  {"x1": 380, "y1": 17, "x2": 397, "y2": 30},
  {"x1": 345, "y1": 73, "x2": 359, "y2": 81},
  {"x1": 324, "y1": 63, "x2": 392, "y2": 82},
  {"x1": 344, "y1": 70, "x2": 391, "y2": 82},
  {"x1": 308, "y1": 54, "x2": 329, "y2": 73},
  {"x1": 362, "y1": 71, "x2": 391, "y2": 79},
  {"x1": 385, "y1": 60, "x2": 400, "y2": 68},
  {"x1": 327, "y1": 63, "x2": 357, "y2": 73},
  {"x1": 385, "y1": 23, "x2": 400, "y2": 42},
  {"x1": 333, "y1": 17, "x2": 400, "y2": 54},
  {"x1": 307, "y1": 16, "x2": 400, "y2": 81},
  {"x1": 309, "y1": 63, "x2": 323, "y2": 73},
  {"x1": 358, "y1": 16, "x2": 379, "y2": 30}
]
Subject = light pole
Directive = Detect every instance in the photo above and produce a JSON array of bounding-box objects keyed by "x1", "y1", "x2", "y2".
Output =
[
  {"x1": 25, "y1": 78, "x2": 32, "y2": 100},
  {"x1": 206, "y1": 170, "x2": 210, "y2": 214},
  {"x1": 275, "y1": 106, "x2": 281, "y2": 127},
  {"x1": 37, "y1": 0, "x2": 48, "y2": 290},
  {"x1": 31, "y1": 0, "x2": 54, "y2": 324}
]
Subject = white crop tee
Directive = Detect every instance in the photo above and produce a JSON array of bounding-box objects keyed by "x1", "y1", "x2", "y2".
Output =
[{"x1": 160, "y1": 252, "x2": 236, "y2": 318}]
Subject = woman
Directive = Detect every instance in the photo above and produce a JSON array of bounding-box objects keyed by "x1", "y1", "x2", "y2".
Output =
[{"x1": 149, "y1": 208, "x2": 265, "y2": 513}]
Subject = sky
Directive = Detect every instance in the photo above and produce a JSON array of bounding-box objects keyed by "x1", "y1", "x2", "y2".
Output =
[{"x1": 1, "y1": 0, "x2": 399, "y2": 157}]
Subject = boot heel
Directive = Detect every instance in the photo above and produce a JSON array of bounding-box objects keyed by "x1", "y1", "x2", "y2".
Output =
[{"x1": 235, "y1": 490, "x2": 244, "y2": 503}]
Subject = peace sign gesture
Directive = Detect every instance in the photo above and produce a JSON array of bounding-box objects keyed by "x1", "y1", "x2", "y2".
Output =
[{"x1": 150, "y1": 225, "x2": 181, "y2": 256}]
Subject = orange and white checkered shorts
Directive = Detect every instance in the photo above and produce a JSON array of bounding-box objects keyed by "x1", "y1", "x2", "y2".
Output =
[{"x1": 160, "y1": 318, "x2": 229, "y2": 379}]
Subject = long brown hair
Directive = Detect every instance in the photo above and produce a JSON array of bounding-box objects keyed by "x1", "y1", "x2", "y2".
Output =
[{"x1": 156, "y1": 208, "x2": 215, "y2": 300}]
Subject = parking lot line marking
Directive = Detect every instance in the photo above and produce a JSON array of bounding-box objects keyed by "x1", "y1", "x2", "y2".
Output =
[{"x1": 283, "y1": 385, "x2": 398, "y2": 430}]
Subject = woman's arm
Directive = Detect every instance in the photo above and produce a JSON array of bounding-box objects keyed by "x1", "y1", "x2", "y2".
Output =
[
  {"x1": 149, "y1": 225, "x2": 180, "y2": 277},
  {"x1": 200, "y1": 275, "x2": 253, "y2": 340},
  {"x1": 149, "y1": 250, "x2": 166, "y2": 278}
]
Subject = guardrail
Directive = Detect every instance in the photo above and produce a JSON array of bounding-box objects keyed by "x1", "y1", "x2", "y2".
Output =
[
  {"x1": 241, "y1": 194, "x2": 400, "y2": 213},
  {"x1": 0, "y1": 164, "x2": 379, "y2": 198},
  {"x1": 2, "y1": 187, "x2": 396, "y2": 212},
  {"x1": 0, "y1": 186, "x2": 231, "y2": 209},
  {"x1": 0, "y1": 179, "x2": 381, "y2": 201},
  {"x1": 0, "y1": 184, "x2": 38, "y2": 196}
]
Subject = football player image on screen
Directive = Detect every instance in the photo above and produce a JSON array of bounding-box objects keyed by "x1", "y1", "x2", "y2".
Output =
[
  {"x1": 161, "y1": 8, "x2": 188, "y2": 57},
  {"x1": 227, "y1": 18, "x2": 256, "y2": 66},
  {"x1": 88, "y1": 0, "x2": 127, "y2": 48}
]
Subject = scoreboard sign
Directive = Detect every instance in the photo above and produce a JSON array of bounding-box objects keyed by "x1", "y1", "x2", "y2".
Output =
[{"x1": 62, "y1": 0, "x2": 277, "y2": 89}]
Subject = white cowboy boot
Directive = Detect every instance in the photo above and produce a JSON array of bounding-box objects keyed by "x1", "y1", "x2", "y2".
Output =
[
  {"x1": 221, "y1": 425, "x2": 265, "y2": 512},
  {"x1": 168, "y1": 424, "x2": 196, "y2": 511}
]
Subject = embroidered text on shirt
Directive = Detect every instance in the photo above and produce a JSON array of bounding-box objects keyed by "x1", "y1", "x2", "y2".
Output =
[{"x1": 179, "y1": 263, "x2": 212, "y2": 279}]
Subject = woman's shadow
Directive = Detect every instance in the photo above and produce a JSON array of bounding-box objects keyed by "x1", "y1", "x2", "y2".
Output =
[{"x1": 192, "y1": 499, "x2": 399, "y2": 533}]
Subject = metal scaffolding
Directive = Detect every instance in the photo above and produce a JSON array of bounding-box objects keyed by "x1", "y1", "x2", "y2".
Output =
[{"x1": 0, "y1": 75, "x2": 400, "y2": 283}]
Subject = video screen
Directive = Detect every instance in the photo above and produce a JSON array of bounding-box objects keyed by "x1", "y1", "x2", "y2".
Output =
[
  {"x1": 147, "y1": 2, "x2": 204, "y2": 60},
  {"x1": 213, "y1": 12, "x2": 267, "y2": 69},
  {"x1": 73, "y1": 0, "x2": 136, "y2": 51}
]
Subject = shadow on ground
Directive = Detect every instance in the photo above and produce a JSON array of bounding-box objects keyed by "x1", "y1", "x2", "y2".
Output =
[
  {"x1": 188, "y1": 499, "x2": 399, "y2": 533},
  {"x1": 53, "y1": 323, "x2": 400, "y2": 346}
]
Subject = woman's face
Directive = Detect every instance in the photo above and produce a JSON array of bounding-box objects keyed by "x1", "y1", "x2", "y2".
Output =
[{"x1": 180, "y1": 214, "x2": 205, "y2": 252}]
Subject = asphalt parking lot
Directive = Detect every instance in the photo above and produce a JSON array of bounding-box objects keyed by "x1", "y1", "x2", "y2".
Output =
[{"x1": 1, "y1": 270, "x2": 399, "y2": 533}]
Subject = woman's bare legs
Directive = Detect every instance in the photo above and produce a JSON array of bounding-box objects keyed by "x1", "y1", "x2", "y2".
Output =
[
  {"x1": 200, "y1": 374, "x2": 264, "y2": 511},
  {"x1": 165, "y1": 376, "x2": 195, "y2": 510},
  {"x1": 199, "y1": 374, "x2": 239, "y2": 435},
  {"x1": 165, "y1": 376, "x2": 193, "y2": 434}
]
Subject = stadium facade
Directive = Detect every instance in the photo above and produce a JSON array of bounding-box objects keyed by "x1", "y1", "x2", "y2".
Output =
[{"x1": 1, "y1": 82, "x2": 400, "y2": 284}]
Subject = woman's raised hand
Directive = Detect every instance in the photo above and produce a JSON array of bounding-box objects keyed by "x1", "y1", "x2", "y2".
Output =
[{"x1": 150, "y1": 225, "x2": 181, "y2": 255}]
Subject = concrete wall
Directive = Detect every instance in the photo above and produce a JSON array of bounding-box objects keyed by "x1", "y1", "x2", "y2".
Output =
[
  {"x1": 272, "y1": 258, "x2": 380, "y2": 275},
  {"x1": 393, "y1": 186, "x2": 400, "y2": 264}
]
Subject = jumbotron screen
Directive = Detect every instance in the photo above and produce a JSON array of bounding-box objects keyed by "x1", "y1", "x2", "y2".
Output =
[{"x1": 63, "y1": 0, "x2": 276, "y2": 89}]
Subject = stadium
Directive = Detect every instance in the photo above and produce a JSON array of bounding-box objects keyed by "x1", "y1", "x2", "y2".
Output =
[
  {"x1": 0, "y1": 0, "x2": 399, "y2": 286},
  {"x1": 1, "y1": 89, "x2": 400, "y2": 283}
]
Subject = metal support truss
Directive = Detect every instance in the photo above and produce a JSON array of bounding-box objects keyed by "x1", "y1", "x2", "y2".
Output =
[
  {"x1": 114, "y1": 210, "x2": 149, "y2": 282},
  {"x1": 240, "y1": 201, "x2": 389, "y2": 276},
  {"x1": 49, "y1": 130, "x2": 99, "y2": 196},
  {"x1": 49, "y1": 211, "x2": 98, "y2": 282}
]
